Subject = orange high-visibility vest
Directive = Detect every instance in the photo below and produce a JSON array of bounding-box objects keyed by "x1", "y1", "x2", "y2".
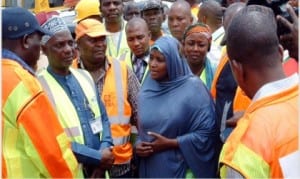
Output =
[
  {"x1": 233, "y1": 87, "x2": 251, "y2": 112},
  {"x1": 102, "y1": 57, "x2": 133, "y2": 164},
  {"x1": 211, "y1": 51, "x2": 251, "y2": 112},
  {"x1": 219, "y1": 85, "x2": 299, "y2": 178},
  {"x1": 210, "y1": 50, "x2": 229, "y2": 99},
  {"x1": 2, "y1": 59, "x2": 78, "y2": 178}
]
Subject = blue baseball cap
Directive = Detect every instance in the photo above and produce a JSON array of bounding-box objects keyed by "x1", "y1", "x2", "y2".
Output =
[{"x1": 2, "y1": 7, "x2": 52, "y2": 39}]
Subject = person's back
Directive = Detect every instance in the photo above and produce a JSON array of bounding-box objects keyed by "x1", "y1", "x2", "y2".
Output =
[
  {"x1": 2, "y1": 7, "x2": 78, "y2": 178},
  {"x1": 219, "y1": 5, "x2": 299, "y2": 178},
  {"x1": 210, "y1": 2, "x2": 246, "y2": 142}
]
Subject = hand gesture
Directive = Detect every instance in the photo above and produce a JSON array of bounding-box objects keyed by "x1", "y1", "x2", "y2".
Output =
[
  {"x1": 226, "y1": 111, "x2": 244, "y2": 127},
  {"x1": 100, "y1": 147, "x2": 114, "y2": 170},
  {"x1": 277, "y1": 4, "x2": 299, "y2": 60},
  {"x1": 135, "y1": 142, "x2": 153, "y2": 157},
  {"x1": 147, "y1": 131, "x2": 178, "y2": 153}
]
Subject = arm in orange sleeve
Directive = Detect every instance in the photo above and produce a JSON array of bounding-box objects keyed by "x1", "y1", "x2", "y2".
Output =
[{"x1": 18, "y1": 92, "x2": 79, "y2": 178}]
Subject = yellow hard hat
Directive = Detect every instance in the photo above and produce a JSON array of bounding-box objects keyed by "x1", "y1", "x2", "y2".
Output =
[{"x1": 74, "y1": 0, "x2": 101, "y2": 23}]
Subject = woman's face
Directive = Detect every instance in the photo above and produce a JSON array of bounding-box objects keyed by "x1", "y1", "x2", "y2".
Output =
[
  {"x1": 149, "y1": 49, "x2": 169, "y2": 81},
  {"x1": 183, "y1": 32, "x2": 210, "y2": 66}
]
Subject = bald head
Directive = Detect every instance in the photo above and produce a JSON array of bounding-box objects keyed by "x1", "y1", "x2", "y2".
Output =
[
  {"x1": 126, "y1": 16, "x2": 148, "y2": 32},
  {"x1": 126, "y1": 17, "x2": 150, "y2": 57},
  {"x1": 223, "y1": 2, "x2": 245, "y2": 29},
  {"x1": 227, "y1": 5, "x2": 280, "y2": 68},
  {"x1": 198, "y1": 1, "x2": 224, "y2": 31},
  {"x1": 171, "y1": 0, "x2": 191, "y2": 11},
  {"x1": 168, "y1": 0, "x2": 193, "y2": 41}
]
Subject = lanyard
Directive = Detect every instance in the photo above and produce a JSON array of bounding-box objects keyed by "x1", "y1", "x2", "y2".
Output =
[{"x1": 108, "y1": 30, "x2": 123, "y2": 58}]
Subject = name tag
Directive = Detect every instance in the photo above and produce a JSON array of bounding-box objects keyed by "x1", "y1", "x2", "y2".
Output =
[{"x1": 90, "y1": 117, "x2": 103, "y2": 134}]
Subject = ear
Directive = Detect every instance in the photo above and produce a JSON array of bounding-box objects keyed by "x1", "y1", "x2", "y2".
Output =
[
  {"x1": 189, "y1": 16, "x2": 193, "y2": 24},
  {"x1": 99, "y1": 4, "x2": 103, "y2": 13},
  {"x1": 181, "y1": 39, "x2": 185, "y2": 47},
  {"x1": 229, "y1": 59, "x2": 244, "y2": 85},
  {"x1": 22, "y1": 34, "x2": 30, "y2": 49},
  {"x1": 41, "y1": 44, "x2": 48, "y2": 56},
  {"x1": 148, "y1": 30, "x2": 152, "y2": 39},
  {"x1": 180, "y1": 42, "x2": 186, "y2": 57},
  {"x1": 202, "y1": 16, "x2": 207, "y2": 24}
]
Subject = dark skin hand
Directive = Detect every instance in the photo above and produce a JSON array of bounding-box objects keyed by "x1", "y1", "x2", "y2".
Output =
[
  {"x1": 135, "y1": 141, "x2": 154, "y2": 157},
  {"x1": 277, "y1": 4, "x2": 299, "y2": 61},
  {"x1": 226, "y1": 111, "x2": 245, "y2": 127},
  {"x1": 135, "y1": 131, "x2": 178, "y2": 157},
  {"x1": 99, "y1": 146, "x2": 115, "y2": 170}
]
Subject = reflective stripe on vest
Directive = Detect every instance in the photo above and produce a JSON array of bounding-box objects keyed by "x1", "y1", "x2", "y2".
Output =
[
  {"x1": 221, "y1": 84, "x2": 298, "y2": 178},
  {"x1": 219, "y1": 107, "x2": 270, "y2": 178},
  {"x1": 113, "y1": 136, "x2": 131, "y2": 146},
  {"x1": 2, "y1": 60, "x2": 78, "y2": 178},
  {"x1": 38, "y1": 68, "x2": 102, "y2": 144},
  {"x1": 2, "y1": 81, "x2": 51, "y2": 177},
  {"x1": 220, "y1": 142, "x2": 270, "y2": 178},
  {"x1": 106, "y1": 24, "x2": 130, "y2": 61},
  {"x1": 102, "y1": 57, "x2": 132, "y2": 164}
]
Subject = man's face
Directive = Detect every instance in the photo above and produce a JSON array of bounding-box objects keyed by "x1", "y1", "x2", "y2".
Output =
[
  {"x1": 142, "y1": 8, "x2": 165, "y2": 33},
  {"x1": 100, "y1": 0, "x2": 123, "y2": 23},
  {"x1": 126, "y1": 24, "x2": 150, "y2": 58},
  {"x1": 25, "y1": 32, "x2": 43, "y2": 69},
  {"x1": 77, "y1": 35, "x2": 107, "y2": 66},
  {"x1": 43, "y1": 31, "x2": 75, "y2": 74},
  {"x1": 168, "y1": 7, "x2": 193, "y2": 41},
  {"x1": 124, "y1": 7, "x2": 140, "y2": 21}
]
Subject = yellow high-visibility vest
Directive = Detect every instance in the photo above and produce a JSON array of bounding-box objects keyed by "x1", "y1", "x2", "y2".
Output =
[{"x1": 38, "y1": 68, "x2": 102, "y2": 177}]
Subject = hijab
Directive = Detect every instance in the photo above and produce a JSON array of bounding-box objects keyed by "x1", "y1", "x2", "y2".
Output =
[{"x1": 140, "y1": 36, "x2": 193, "y2": 96}]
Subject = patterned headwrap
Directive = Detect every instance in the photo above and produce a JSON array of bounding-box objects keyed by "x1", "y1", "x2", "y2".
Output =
[
  {"x1": 183, "y1": 22, "x2": 212, "y2": 41},
  {"x1": 39, "y1": 16, "x2": 70, "y2": 45}
]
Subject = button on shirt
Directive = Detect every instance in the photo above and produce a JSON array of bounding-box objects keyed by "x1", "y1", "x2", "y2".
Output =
[{"x1": 47, "y1": 67, "x2": 112, "y2": 165}]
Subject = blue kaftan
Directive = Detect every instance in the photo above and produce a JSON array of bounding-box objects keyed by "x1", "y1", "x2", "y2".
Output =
[{"x1": 137, "y1": 36, "x2": 219, "y2": 178}]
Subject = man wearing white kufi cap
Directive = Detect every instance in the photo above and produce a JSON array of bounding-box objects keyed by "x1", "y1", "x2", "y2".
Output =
[{"x1": 37, "y1": 15, "x2": 115, "y2": 178}]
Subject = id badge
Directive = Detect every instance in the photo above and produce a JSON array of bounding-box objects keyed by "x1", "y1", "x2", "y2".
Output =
[{"x1": 90, "y1": 117, "x2": 103, "y2": 134}]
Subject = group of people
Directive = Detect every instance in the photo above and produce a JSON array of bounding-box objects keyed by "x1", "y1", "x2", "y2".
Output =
[{"x1": 2, "y1": 0, "x2": 299, "y2": 178}]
